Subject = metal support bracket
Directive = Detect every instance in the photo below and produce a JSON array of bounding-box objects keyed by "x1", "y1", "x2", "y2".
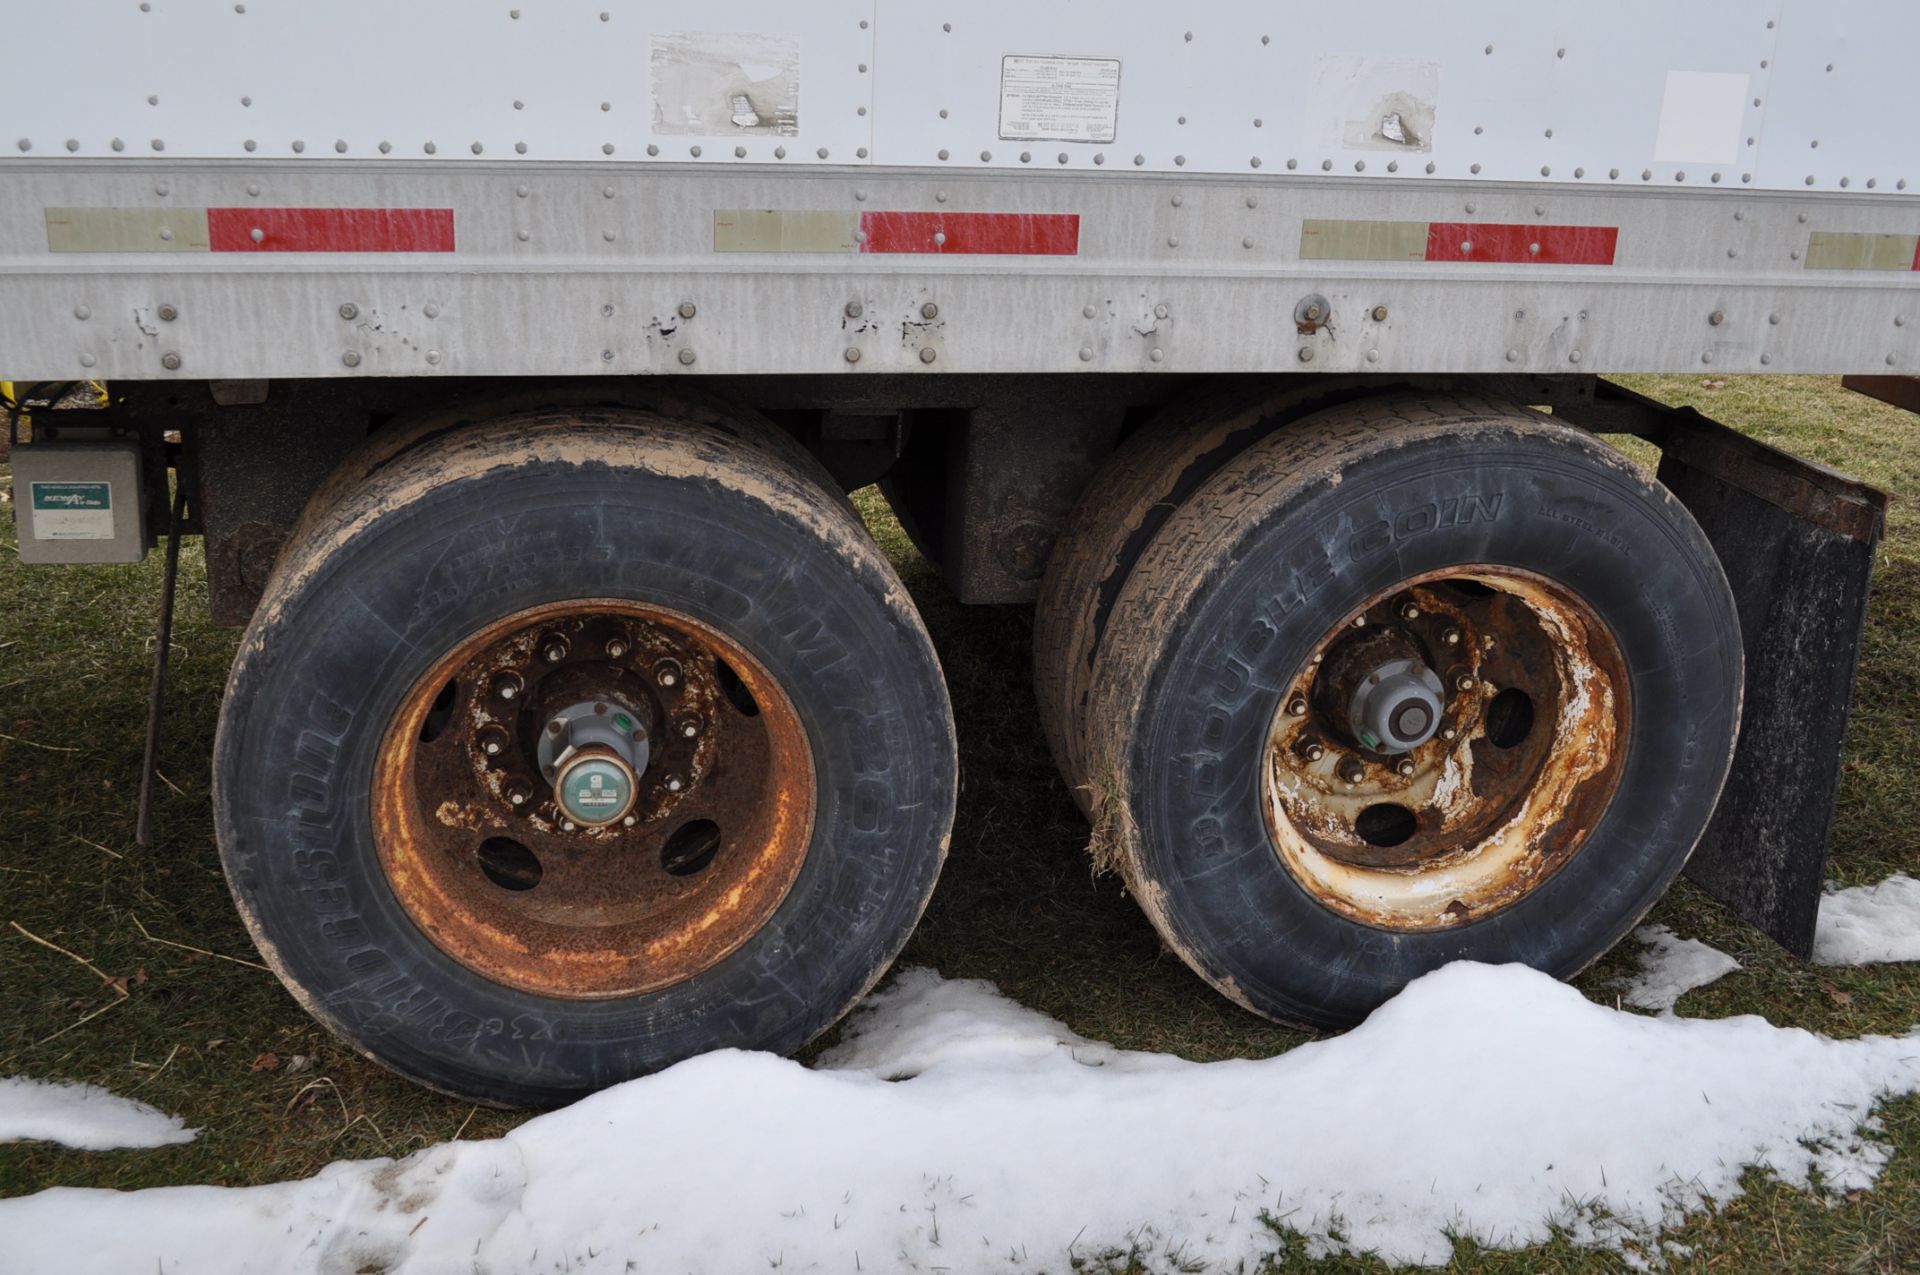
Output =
[{"x1": 1558, "y1": 379, "x2": 1888, "y2": 956}]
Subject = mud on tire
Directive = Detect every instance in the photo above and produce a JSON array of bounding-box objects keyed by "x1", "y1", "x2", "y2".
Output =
[{"x1": 214, "y1": 407, "x2": 956, "y2": 1106}]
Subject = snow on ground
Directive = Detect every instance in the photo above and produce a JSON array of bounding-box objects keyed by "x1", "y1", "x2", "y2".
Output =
[
  {"x1": 1616, "y1": 924, "x2": 1742, "y2": 1012},
  {"x1": 0, "y1": 1078, "x2": 196, "y2": 1152},
  {"x1": 6, "y1": 962, "x2": 1920, "y2": 1273},
  {"x1": 1814, "y1": 874, "x2": 1920, "y2": 966}
]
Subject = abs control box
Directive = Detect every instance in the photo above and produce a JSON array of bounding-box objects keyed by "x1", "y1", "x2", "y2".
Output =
[{"x1": 10, "y1": 438, "x2": 150, "y2": 565}]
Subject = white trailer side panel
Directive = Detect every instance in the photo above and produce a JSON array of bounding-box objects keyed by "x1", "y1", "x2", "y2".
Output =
[{"x1": 2, "y1": 2, "x2": 1916, "y2": 381}]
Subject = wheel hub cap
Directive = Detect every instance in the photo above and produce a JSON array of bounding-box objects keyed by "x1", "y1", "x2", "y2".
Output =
[{"x1": 1349, "y1": 658, "x2": 1445, "y2": 753}]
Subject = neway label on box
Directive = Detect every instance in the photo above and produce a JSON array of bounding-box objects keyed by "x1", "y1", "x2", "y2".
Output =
[
  {"x1": 31, "y1": 481, "x2": 114, "y2": 540},
  {"x1": 998, "y1": 55, "x2": 1120, "y2": 143}
]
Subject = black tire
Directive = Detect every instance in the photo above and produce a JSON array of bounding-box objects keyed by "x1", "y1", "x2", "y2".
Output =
[
  {"x1": 214, "y1": 407, "x2": 955, "y2": 1106},
  {"x1": 1083, "y1": 393, "x2": 1742, "y2": 1027},
  {"x1": 1032, "y1": 376, "x2": 1420, "y2": 810}
]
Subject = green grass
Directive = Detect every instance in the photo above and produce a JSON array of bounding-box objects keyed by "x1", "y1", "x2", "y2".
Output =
[{"x1": 2, "y1": 376, "x2": 1918, "y2": 1270}]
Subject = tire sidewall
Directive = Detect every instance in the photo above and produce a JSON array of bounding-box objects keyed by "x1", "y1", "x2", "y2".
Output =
[
  {"x1": 1131, "y1": 425, "x2": 1741, "y2": 1026},
  {"x1": 216, "y1": 447, "x2": 952, "y2": 1105}
]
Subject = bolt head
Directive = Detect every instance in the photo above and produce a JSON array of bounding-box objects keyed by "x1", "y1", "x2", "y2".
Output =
[
  {"x1": 561, "y1": 820, "x2": 576, "y2": 832},
  {"x1": 1395, "y1": 759, "x2": 1416, "y2": 777},
  {"x1": 157, "y1": 303, "x2": 178, "y2": 322},
  {"x1": 545, "y1": 645, "x2": 565, "y2": 663},
  {"x1": 622, "y1": 815, "x2": 637, "y2": 827},
  {"x1": 484, "y1": 740, "x2": 502, "y2": 755},
  {"x1": 1372, "y1": 305, "x2": 1389, "y2": 322},
  {"x1": 921, "y1": 302, "x2": 939, "y2": 319},
  {"x1": 844, "y1": 347, "x2": 862, "y2": 363},
  {"x1": 509, "y1": 791, "x2": 526, "y2": 805},
  {"x1": 339, "y1": 302, "x2": 358, "y2": 320},
  {"x1": 677, "y1": 348, "x2": 697, "y2": 366},
  {"x1": 1443, "y1": 628, "x2": 1462, "y2": 646},
  {"x1": 606, "y1": 639, "x2": 628, "y2": 659},
  {"x1": 498, "y1": 684, "x2": 518, "y2": 700},
  {"x1": 160, "y1": 352, "x2": 182, "y2": 370},
  {"x1": 1351, "y1": 614, "x2": 1367, "y2": 628},
  {"x1": 845, "y1": 301, "x2": 864, "y2": 319},
  {"x1": 1398, "y1": 602, "x2": 1421, "y2": 621},
  {"x1": 1338, "y1": 759, "x2": 1366, "y2": 785},
  {"x1": 919, "y1": 347, "x2": 937, "y2": 364},
  {"x1": 1441, "y1": 726, "x2": 1458, "y2": 741},
  {"x1": 659, "y1": 671, "x2": 677, "y2": 687},
  {"x1": 1287, "y1": 697, "x2": 1308, "y2": 717},
  {"x1": 1302, "y1": 743, "x2": 1325, "y2": 762},
  {"x1": 667, "y1": 778, "x2": 683, "y2": 792},
  {"x1": 682, "y1": 723, "x2": 697, "y2": 738},
  {"x1": 678, "y1": 301, "x2": 696, "y2": 319},
  {"x1": 1454, "y1": 672, "x2": 1478, "y2": 692},
  {"x1": 547, "y1": 720, "x2": 563, "y2": 735}
]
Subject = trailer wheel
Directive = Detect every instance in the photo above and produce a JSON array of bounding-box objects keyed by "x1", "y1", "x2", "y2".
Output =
[
  {"x1": 214, "y1": 408, "x2": 955, "y2": 1106},
  {"x1": 1082, "y1": 394, "x2": 1741, "y2": 1027},
  {"x1": 1033, "y1": 377, "x2": 1412, "y2": 810}
]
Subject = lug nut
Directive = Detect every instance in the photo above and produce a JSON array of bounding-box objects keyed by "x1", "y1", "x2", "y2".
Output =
[
  {"x1": 622, "y1": 815, "x2": 638, "y2": 827},
  {"x1": 1441, "y1": 726, "x2": 1458, "y2": 741},
  {"x1": 1338, "y1": 757, "x2": 1366, "y2": 785},
  {"x1": 1454, "y1": 671, "x2": 1478, "y2": 692},
  {"x1": 1395, "y1": 758, "x2": 1416, "y2": 777},
  {"x1": 503, "y1": 778, "x2": 532, "y2": 806},
  {"x1": 493, "y1": 672, "x2": 524, "y2": 701},
  {"x1": 1351, "y1": 614, "x2": 1367, "y2": 628},
  {"x1": 682, "y1": 722, "x2": 698, "y2": 738},
  {"x1": 656, "y1": 662, "x2": 680, "y2": 688},
  {"x1": 666, "y1": 776, "x2": 684, "y2": 792},
  {"x1": 1398, "y1": 602, "x2": 1421, "y2": 621},
  {"x1": 1301, "y1": 742, "x2": 1325, "y2": 762},
  {"x1": 1287, "y1": 697, "x2": 1308, "y2": 717},
  {"x1": 542, "y1": 636, "x2": 570, "y2": 663},
  {"x1": 606, "y1": 637, "x2": 629, "y2": 659},
  {"x1": 561, "y1": 819, "x2": 577, "y2": 832},
  {"x1": 477, "y1": 725, "x2": 510, "y2": 757},
  {"x1": 1443, "y1": 627, "x2": 1462, "y2": 647}
]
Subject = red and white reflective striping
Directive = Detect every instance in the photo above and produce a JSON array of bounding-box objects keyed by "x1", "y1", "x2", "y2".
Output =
[{"x1": 43, "y1": 207, "x2": 455, "y2": 253}]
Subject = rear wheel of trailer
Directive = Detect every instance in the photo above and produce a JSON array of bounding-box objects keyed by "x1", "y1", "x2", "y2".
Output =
[{"x1": 212, "y1": 404, "x2": 955, "y2": 1105}]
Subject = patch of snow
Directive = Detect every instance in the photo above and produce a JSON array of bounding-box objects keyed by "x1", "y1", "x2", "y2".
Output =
[
  {"x1": 0, "y1": 1077, "x2": 196, "y2": 1151},
  {"x1": 1616, "y1": 924, "x2": 1741, "y2": 1012},
  {"x1": 5, "y1": 963, "x2": 1920, "y2": 1272},
  {"x1": 1814, "y1": 874, "x2": 1920, "y2": 966}
]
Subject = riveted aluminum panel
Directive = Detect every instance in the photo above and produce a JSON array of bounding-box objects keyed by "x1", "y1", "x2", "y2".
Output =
[
  {"x1": 2, "y1": 2, "x2": 1915, "y2": 197},
  {"x1": 5, "y1": 160, "x2": 1920, "y2": 382}
]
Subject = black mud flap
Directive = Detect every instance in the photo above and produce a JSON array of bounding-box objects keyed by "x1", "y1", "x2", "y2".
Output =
[{"x1": 1556, "y1": 379, "x2": 1888, "y2": 956}]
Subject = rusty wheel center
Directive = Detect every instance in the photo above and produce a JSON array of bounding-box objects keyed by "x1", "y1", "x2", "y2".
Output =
[
  {"x1": 1262, "y1": 568, "x2": 1629, "y2": 931},
  {"x1": 373, "y1": 600, "x2": 814, "y2": 998}
]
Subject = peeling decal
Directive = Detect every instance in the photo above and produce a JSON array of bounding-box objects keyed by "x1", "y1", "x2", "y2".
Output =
[
  {"x1": 650, "y1": 32, "x2": 800, "y2": 137},
  {"x1": 1314, "y1": 54, "x2": 1439, "y2": 154}
]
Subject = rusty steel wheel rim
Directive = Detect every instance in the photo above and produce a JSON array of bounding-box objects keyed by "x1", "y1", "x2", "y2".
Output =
[
  {"x1": 1261, "y1": 567, "x2": 1630, "y2": 931},
  {"x1": 372, "y1": 599, "x2": 815, "y2": 998}
]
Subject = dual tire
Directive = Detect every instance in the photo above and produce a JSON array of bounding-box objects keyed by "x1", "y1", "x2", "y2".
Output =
[
  {"x1": 215, "y1": 406, "x2": 955, "y2": 1106},
  {"x1": 1035, "y1": 391, "x2": 1744, "y2": 1027}
]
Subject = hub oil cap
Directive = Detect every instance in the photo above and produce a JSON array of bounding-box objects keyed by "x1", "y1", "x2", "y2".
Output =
[
  {"x1": 1348, "y1": 658, "x2": 1446, "y2": 753},
  {"x1": 555, "y1": 749, "x2": 638, "y2": 827}
]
